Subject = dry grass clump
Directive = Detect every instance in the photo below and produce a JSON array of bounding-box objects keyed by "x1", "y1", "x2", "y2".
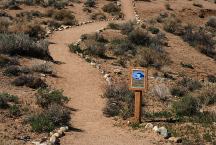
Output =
[
  {"x1": 103, "y1": 83, "x2": 134, "y2": 119},
  {"x1": 0, "y1": 33, "x2": 53, "y2": 60}
]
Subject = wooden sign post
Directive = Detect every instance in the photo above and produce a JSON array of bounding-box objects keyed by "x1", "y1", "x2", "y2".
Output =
[{"x1": 129, "y1": 67, "x2": 148, "y2": 123}]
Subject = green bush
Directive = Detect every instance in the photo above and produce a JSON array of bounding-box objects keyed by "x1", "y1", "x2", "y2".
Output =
[
  {"x1": 102, "y1": 3, "x2": 121, "y2": 14},
  {"x1": 111, "y1": 40, "x2": 136, "y2": 56},
  {"x1": 9, "y1": 104, "x2": 21, "y2": 117},
  {"x1": 69, "y1": 44, "x2": 82, "y2": 53},
  {"x1": 207, "y1": 75, "x2": 216, "y2": 83},
  {"x1": 28, "y1": 104, "x2": 70, "y2": 132},
  {"x1": 3, "y1": 65, "x2": 31, "y2": 76},
  {"x1": 172, "y1": 96, "x2": 200, "y2": 116},
  {"x1": 13, "y1": 75, "x2": 47, "y2": 89},
  {"x1": 36, "y1": 88, "x2": 69, "y2": 108},
  {"x1": 0, "y1": 33, "x2": 53, "y2": 60},
  {"x1": 198, "y1": 86, "x2": 216, "y2": 105},
  {"x1": 103, "y1": 83, "x2": 134, "y2": 119},
  {"x1": 206, "y1": 16, "x2": 216, "y2": 28},
  {"x1": 136, "y1": 48, "x2": 170, "y2": 68},
  {"x1": 0, "y1": 93, "x2": 18, "y2": 109},
  {"x1": 84, "y1": 44, "x2": 106, "y2": 58},
  {"x1": 171, "y1": 86, "x2": 187, "y2": 97},
  {"x1": 129, "y1": 28, "x2": 151, "y2": 46},
  {"x1": 84, "y1": 0, "x2": 96, "y2": 7},
  {"x1": 178, "y1": 77, "x2": 202, "y2": 92}
]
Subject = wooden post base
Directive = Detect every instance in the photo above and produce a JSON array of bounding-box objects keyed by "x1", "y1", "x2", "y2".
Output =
[{"x1": 134, "y1": 91, "x2": 142, "y2": 123}]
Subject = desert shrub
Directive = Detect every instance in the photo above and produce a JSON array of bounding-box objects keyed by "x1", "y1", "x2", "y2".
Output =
[
  {"x1": 207, "y1": 75, "x2": 216, "y2": 83},
  {"x1": 108, "y1": 22, "x2": 120, "y2": 30},
  {"x1": 0, "y1": 17, "x2": 11, "y2": 32},
  {"x1": 163, "y1": 17, "x2": 183, "y2": 35},
  {"x1": 0, "y1": 55, "x2": 19, "y2": 67},
  {"x1": 0, "y1": 33, "x2": 53, "y2": 60},
  {"x1": 172, "y1": 96, "x2": 200, "y2": 116},
  {"x1": 178, "y1": 77, "x2": 202, "y2": 92},
  {"x1": 13, "y1": 75, "x2": 47, "y2": 89},
  {"x1": 69, "y1": 44, "x2": 82, "y2": 53},
  {"x1": 84, "y1": 44, "x2": 106, "y2": 58},
  {"x1": 183, "y1": 26, "x2": 216, "y2": 59},
  {"x1": 148, "y1": 26, "x2": 160, "y2": 34},
  {"x1": 84, "y1": 0, "x2": 96, "y2": 7},
  {"x1": 48, "y1": 9, "x2": 76, "y2": 25},
  {"x1": 36, "y1": 88, "x2": 69, "y2": 108},
  {"x1": 193, "y1": 2, "x2": 203, "y2": 8},
  {"x1": 102, "y1": 3, "x2": 121, "y2": 14},
  {"x1": 171, "y1": 86, "x2": 187, "y2": 97},
  {"x1": 9, "y1": 104, "x2": 21, "y2": 117},
  {"x1": 28, "y1": 104, "x2": 70, "y2": 132},
  {"x1": 119, "y1": 21, "x2": 135, "y2": 34},
  {"x1": 197, "y1": 86, "x2": 216, "y2": 105},
  {"x1": 180, "y1": 62, "x2": 194, "y2": 69},
  {"x1": 103, "y1": 83, "x2": 134, "y2": 119},
  {"x1": 152, "y1": 84, "x2": 171, "y2": 101},
  {"x1": 95, "y1": 33, "x2": 108, "y2": 43},
  {"x1": 136, "y1": 48, "x2": 170, "y2": 68},
  {"x1": 129, "y1": 28, "x2": 151, "y2": 46},
  {"x1": 111, "y1": 40, "x2": 136, "y2": 56},
  {"x1": 149, "y1": 32, "x2": 166, "y2": 52},
  {"x1": 3, "y1": 65, "x2": 31, "y2": 76},
  {"x1": 26, "y1": 24, "x2": 46, "y2": 39},
  {"x1": 165, "y1": 3, "x2": 172, "y2": 10},
  {"x1": 91, "y1": 12, "x2": 106, "y2": 20},
  {"x1": 0, "y1": 93, "x2": 18, "y2": 109},
  {"x1": 206, "y1": 16, "x2": 216, "y2": 28},
  {"x1": 32, "y1": 63, "x2": 53, "y2": 74}
]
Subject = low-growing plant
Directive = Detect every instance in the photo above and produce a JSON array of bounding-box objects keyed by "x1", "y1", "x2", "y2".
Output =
[
  {"x1": 129, "y1": 28, "x2": 151, "y2": 46},
  {"x1": 9, "y1": 104, "x2": 21, "y2": 117},
  {"x1": 69, "y1": 44, "x2": 82, "y2": 53},
  {"x1": 84, "y1": 44, "x2": 106, "y2": 58},
  {"x1": 103, "y1": 83, "x2": 134, "y2": 119},
  {"x1": 28, "y1": 104, "x2": 70, "y2": 132},
  {"x1": 152, "y1": 84, "x2": 171, "y2": 101},
  {"x1": 172, "y1": 96, "x2": 200, "y2": 116},
  {"x1": 207, "y1": 75, "x2": 216, "y2": 83},
  {"x1": 0, "y1": 33, "x2": 53, "y2": 60},
  {"x1": 32, "y1": 63, "x2": 53, "y2": 74},
  {"x1": 0, "y1": 93, "x2": 18, "y2": 109},
  {"x1": 102, "y1": 3, "x2": 121, "y2": 15},
  {"x1": 206, "y1": 16, "x2": 216, "y2": 28},
  {"x1": 13, "y1": 75, "x2": 47, "y2": 89},
  {"x1": 84, "y1": 0, "x2": 96, "y2": 7},
  {"x1": 163, "y1": 17, "x2": 183, "y2": 35},
  {"x1": 36, "y1": 88, "x2": 69, "y2": 108},
  {"x1": 111, "y1": 40, "x2": 136, "y2": 56},
  {"x1": 171, "y1": 86, "x2": 187, "y2": 97},
  {"x1": 136, "y1": 47, "x2": 170, "y2": 68},
  {"x1": 197, "y1": 85, "x2": 216, "y2": 105},
  {"x1": 3, "y1": 65, "x2": 31, "y2": 76},
  {"x1": 0, "y1": 55, "x2": 19, "y2": 67},
  {"x1": 178, "y1": 77, "x2": 202, "y2": 92}
]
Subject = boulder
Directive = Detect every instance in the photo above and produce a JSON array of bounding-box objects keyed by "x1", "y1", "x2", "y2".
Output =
[{"x1": 49, "y1": 136, "x2": 56, "y2": 144}]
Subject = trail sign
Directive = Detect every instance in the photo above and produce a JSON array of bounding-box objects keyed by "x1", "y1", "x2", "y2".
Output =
[
  {"x1": 129, "y1": 68, "x2": 148, "y2": 91},
  {"x1": 129, "y1": 67, "x2": 148, "y2": 123}
]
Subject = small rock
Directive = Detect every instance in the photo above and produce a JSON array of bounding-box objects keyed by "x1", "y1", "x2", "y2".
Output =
[
  {"x1": 104, "y1": 74, "x2": 110, "y2": 79},
  {"x1": 158, "y1": 127, "x2": 171, "y2": 139},
  {"x1": 49, "y1": 136, "x2": 56, "y2": 144},
  {"x1": 168, "y1": 137, "x2": 182, "y2": 143},
  {"x1": 145, "y1": 123, "x2": 154, "y2": 129},
  {"x1": 153, "y1": 126, "x2": 160, "y2": 133},
  {"x1": 90, "y1": 62, "x2": 96, "y2": 67},
  {"x1": 17, "y1": 135, "x2": 30, "y2": 142},
  {"x1": 32, "y1": 141, "x2": 40, "y2": 145},
  {"x1": 57, "y1": 129, "x2": 64, "y2": 136},
  {"x1": 113, "y1": 69, "x2": 122, "y2": 75},
  {"x1": 60, "y1": 126, "x2": 69, "y2": 132},
  {"x1": 53, "y1": 133, "x2": 60, "y2": 138}
]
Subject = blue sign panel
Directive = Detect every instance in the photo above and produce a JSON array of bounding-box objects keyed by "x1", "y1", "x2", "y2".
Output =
[{"x1": 132, "y1": 71, "x2": 145, "y2": 80}]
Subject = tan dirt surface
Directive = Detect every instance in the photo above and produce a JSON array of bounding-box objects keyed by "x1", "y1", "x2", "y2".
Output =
[{"x1": 48, "y1": 0, "x2": 157, "y2": 144}]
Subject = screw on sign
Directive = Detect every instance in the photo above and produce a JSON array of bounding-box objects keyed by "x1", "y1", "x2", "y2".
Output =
[{"x1": 129, "y1": 67, "x2": 148, "y2": 123}]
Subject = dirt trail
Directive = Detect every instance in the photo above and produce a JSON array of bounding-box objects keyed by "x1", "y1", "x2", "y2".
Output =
[{"x1": 49, "y1": 0, "x2": 154, "y2": 145}]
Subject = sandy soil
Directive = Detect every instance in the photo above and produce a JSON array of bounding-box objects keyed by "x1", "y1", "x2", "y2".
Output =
[{"x1": 48, "y1": 0, "x2": 158, "y2": 144}]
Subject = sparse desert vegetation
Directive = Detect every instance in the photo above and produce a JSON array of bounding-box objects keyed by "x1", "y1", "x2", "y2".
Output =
[{"x1": 1, "y1": 0, "x2": 216, "y2": 144}]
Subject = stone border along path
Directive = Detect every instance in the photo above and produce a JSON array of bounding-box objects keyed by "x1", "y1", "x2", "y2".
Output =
[{"x1": 32, "y1": 0, "x2": 180, "y2": 145}]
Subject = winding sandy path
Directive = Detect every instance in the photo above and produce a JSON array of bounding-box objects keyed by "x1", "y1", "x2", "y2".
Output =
[{"x1": 48, "y1": 1, "x2": 154, "y2": 144}]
